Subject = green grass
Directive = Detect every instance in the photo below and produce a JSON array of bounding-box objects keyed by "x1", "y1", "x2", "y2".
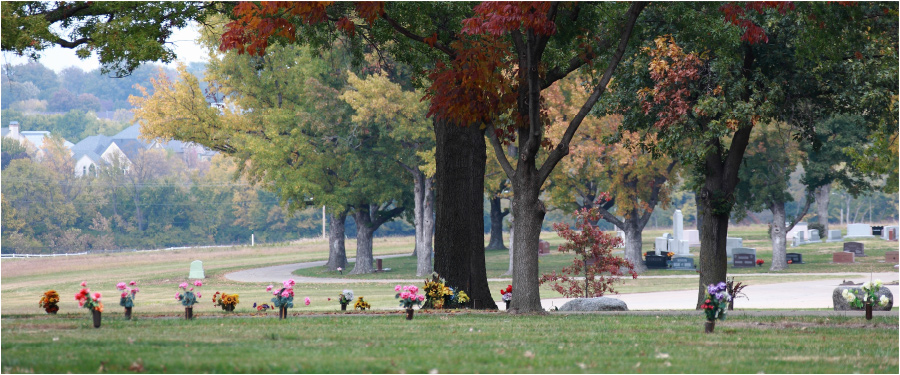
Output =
[{"x1": 2, "y1": 313, "x2": 896, "y2": 373}]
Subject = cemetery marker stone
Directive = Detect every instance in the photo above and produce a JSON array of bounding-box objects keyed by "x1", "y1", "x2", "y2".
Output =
[
  {"x1": 872, "y1": 226, "x2": 884, "y2": 236},
  {"x1": 670, "y1": 256, "x2": 696, "y2": 270},
  {"x1": 808, "y1": 229, "x2": 821, "y2": 242},
  {"x1": 843, "y1": 242, "x2": 866, "y2": 257},
  {"x1": 189, "y1": 260, "x2": 205, "y2": 279},
  {"x1": 825, "y1": 230, "x2": 843, "y2": 243},
  {"x1": 733, "y1": 253, "x2": 756, "y2": 268},
  {"x1": 832, "y1": 252, "x2": 854, "y2": 263},
  {"x1": 845, "y1": 223, "x2": 873, "y2": 238},
  {"x1": 886, "y1": 251, "x2": 899, "y2": 264},
  {"x1": 786, "y1": 253, "x2": 803, "y2": 264},
  {"x1": 644, "y1": 255, "x2": 669, "y2": 270}
]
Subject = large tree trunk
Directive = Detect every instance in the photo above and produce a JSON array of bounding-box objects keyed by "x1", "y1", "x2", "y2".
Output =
[
  {"x1": 769, "y1": 200, "x2": 788, "y2": 271},
  {"x1": 696, "y1": 197, "x2": 731, "y2": 307},
  {"x1": 433, "y1": 119, "x2": 496, "y2": 309},
  {"x1": 411, "y1": 169, "x2": 425, "y2": 257},
  {"x1": 417, "y1": 176, "x2": 435, "y2": 276},
  {"x1": 623, "y1": 221, "x2": 647, "y2": 274},
  {"x1": 486, "y1": 195, "x2": 508, "y2": 250},
  {"x1": 814, "y1": 184, "x2": 830, "y2": 232},
  {"x1": 510, "y1": 169, "x2": 545, "y2": 313},
  {"x1": 349, "y1": 206, "x2": 376, "y2": 275},
  {"x1": 324, "y1": 209, "x2": 348, "y2": 271},
  {"x1": 505, "y1": 214, "x2": 514, "y2": 275}
]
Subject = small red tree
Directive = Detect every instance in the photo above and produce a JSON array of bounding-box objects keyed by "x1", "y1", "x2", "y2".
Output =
[{"x1": 541, "y1": 193, "x2": 637, "y2": 298}]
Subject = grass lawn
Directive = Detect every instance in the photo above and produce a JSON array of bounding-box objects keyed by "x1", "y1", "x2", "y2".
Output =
[{"x1": 2, "y1": 313, "x2": 897, "y2": 373}]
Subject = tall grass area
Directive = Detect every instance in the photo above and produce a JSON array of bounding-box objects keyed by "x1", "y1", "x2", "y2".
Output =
[{"x1": 2, "y1": 314, "x2": 896, "y2": 373}]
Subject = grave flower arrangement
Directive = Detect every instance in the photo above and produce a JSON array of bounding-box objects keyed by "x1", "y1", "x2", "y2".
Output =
[
  {"x1": 701, "y1": 282, "x2": 731, "y2": 332},
  {"x1": 339, "y1": 289, "x2": 354, "y2": 309},
  {"x1": 253, "y1": 302, "x2": 272, "y2": 312},
  {"x1": 499, "y1": 285, "x2": 512, "y2": 302},
  {"x1": 755, "y1": 259, "x2": 764, "y2": 266},
  {"x1": 268, "y1": 279, "x2": 295, "y2": 319},
  {"x1": 39, "y1": 290, "x2": 60, "y2": 314},
  {"x1": 354, "y1": 296, "x2": 371, "y2": 310},
  {"x1": 422, "y1": 273, "x2": 470, "y2": 309},
  {"x1": 842, "y1": 280, "x2": 889, "y2": 309},
  {"x1": 212, "y1": 291, "x2": 240, "y2": 311},
  {"x1": 175, "y1": 280, "x2": 203, "y2": 307},
  {"x1": 117, "y1": 281, "x2": 139, "y2": 308},
  {"x1": 395, "y1": 284, "x2": 425, "y2": 309},
  {"x1": 75, "y1": 281, "x2": 103, "y2": 312}
]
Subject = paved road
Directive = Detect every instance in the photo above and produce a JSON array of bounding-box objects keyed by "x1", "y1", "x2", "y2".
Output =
[{"x1": 225, "y1": 257, "x2": 899, "y2": 310}]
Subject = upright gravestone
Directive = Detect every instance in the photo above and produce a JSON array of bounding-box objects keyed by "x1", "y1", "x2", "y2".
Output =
[
  {"x1": 883, "y1": 226, "x2": 899, "y2": 241},
  {"x1": 644, "y1": 254, "x2": 669, "y2": 269},
  {"x1": 538, "y1": 240, "x2": 550, "y2": 255},
  {"x1": 786, "y1": 253, "x2": 803, "y2": 264},
  {"x1": 872, "y1": 226, "x2": 884, "y2": 236},
  {"x1": 670, "y1": 256, "x2": 696, "y2": 270},
  {"x1": 786, "y1": 222, "x2": 808, "y2": 240},
  {"x1": 189, "y1": 260, "x2": 205, "y2": 279},
  {"x1": 832, "y1": 252, "x2": 854, "y2": 263},
  {"x1": 669, "y1": 210, "x2": 690, "y2": 256},
  {"x1": 843, "y1": 242, "x2": 866, "y2": 257},
  {"x1": 845, "y1": 223, "x2": 873, "y2": 238},
  {"x1": 733, "y1": 253, "x2": 756, "y2": 268},
  {"x1": 684, "y1": 229, "x2": 701, "y2": 247},
  {"x1": 808, "y1": 229, "x2": 821, "y2": 242},
  {"x1": 885, "y1": 251, "x2": 899, "y2": 264},
  {"x1": 725, "y1": 237, "x2": 743, "y2": 258},
  {"x1": 825, "y1": 230, "x2": 843, "y2": 243},
  {"x1": 654, "y1": 234, "x2": 671, "y2": 255}
]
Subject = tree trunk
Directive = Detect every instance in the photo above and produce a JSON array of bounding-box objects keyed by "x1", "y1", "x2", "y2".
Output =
[
  {"x1": 505, "y1": 214, "x2": 514, "y2": 275},
  {"x1": 415, "y1": 174, "x2": 434, "y2": 276},
  {"x1": 696, "y1": 198, "x2": 730, "y2": 308},
  {"x1": 510, "y1": 170, "x2": 545, "y2": 313},
  {"x1": 411, "y1": 169, "x2": 425, "y2": 258},
  {"x1": 433, "y1": 119, "x2": 496, "y2": 309},
  {"x1": 423, "y1": 176, "x2": 434, "y2": 268},
  {"x1": 486, "y1": 195, "x2": 508, "y2": 250},
  {"x1": 814, "y1": 184, "x2": 830, "y2": 233},
  {"x1": 349, "y1": 207, "x2": 375, "y2": 275},
  {"x1": 325, "y1": 209, "x2": 348, "y2": 271},
  {"x1": 623, "y1": 222, "x2": 647, "y2": 274},
  {"x1": 769, "y1": 200, "x2": 788, "y2": 271},
  {"x1": 695, "y1": 191, "x2": 703, "y2": 237}
]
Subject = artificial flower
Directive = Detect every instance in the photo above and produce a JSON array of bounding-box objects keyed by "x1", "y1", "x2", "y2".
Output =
[
  {"x1": 304, "y1": 297, "x2": 311, "y2": 306},
  {"x1": 194, "y1": 280, "x2": 203, "y2": 287}
]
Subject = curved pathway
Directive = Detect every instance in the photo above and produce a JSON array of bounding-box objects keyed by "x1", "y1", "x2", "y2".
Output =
[{"x1": 225, "y1": 257, "x2": 899, "y2": 310}]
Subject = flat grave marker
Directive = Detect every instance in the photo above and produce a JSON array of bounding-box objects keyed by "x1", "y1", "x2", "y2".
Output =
[
  {"x1": 843, "y1": 242, "x2": 866, "y2": 257},
  {"x1": 833, "y1": 252, "x2": 855, "y2": 263},
  {"x1": 786, "y1": 253, "x2": 803, "y2": 264}
]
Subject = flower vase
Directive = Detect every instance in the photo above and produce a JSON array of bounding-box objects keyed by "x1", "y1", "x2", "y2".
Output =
[
  {"x1": 92, "y1": 309, "x2": 102, "y2": 328},
  {"x1": 185, "y1": 306, "x2": 193, "y2": 320},
  {"x1": 704, "y1": 320, "x2": 715, "y2": 333},
  {"x1": 504, "y1": 301, "x2": 510, "y2": 311},
  {"x1": 865, "y1": 301, "x2": 873, "y2": 320},
  {"x1": 279, "y1": 306, "x2": 287, "y2": 320},
  {"x1": 406, "y1": 308, "x2": 414, "y2": 320},
  {"x1": 340, "y1": 303, "x2": 347, "y2": 311},
  {"x1": 124, "y1": 307, "x2": 132, "y2": 320},
  {"x1": 224, "y1": 304, "x2": 234, "y2": 312}
]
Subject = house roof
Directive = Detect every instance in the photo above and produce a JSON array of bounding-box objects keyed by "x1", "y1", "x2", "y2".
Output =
[
  {"x1": 72, "y1": 135, "x2": 114, "y2": 155},
  {"x1": 113, "y1": 123, "x2": 142, "y2": 140},
  {"x1": 111, "y1": 139, "x2": 145, "y2": 161}
]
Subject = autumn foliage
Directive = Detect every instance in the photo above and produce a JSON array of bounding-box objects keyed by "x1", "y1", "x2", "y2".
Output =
[{"x1": 540, "y1": 201, "x2": 637, "y2": 298}]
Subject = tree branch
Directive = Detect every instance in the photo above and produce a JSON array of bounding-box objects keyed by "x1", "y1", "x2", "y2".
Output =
[
  {"x1": 596, "y1": 206, "x2": 626, "y2": 230},
  {"x1": 786, "y1": 192, "x2": 813, "y2": 232},
  {"x1": 486, "y1": 125, "x2": 517, "y2": 179},
  {"x1": 538, "y1": 1, "x2": 647, "y2": 183},
  {"x1": 380, "y1": 12, "x2": 455, "y2": 57}
]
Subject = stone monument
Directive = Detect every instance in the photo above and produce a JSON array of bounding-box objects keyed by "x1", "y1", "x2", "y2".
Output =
[
  {"x1": 844, "y1": 223, "x2": 873, "y2": 238},
  {"x1": 825, "y1": 230, "x2": 843, "y2": 243},
  {"x1": 189, "y1": 260, "x2": 205, "y2": 279},
  {"x1": 786, "y1": 222, "x2": 808, "y2": 240},
  {"x1": 684, "y1": 229, "x2": 701, "y2": 247},
  {"x1": 668, "y1": 210, "x2": 691, "y2": 256}
]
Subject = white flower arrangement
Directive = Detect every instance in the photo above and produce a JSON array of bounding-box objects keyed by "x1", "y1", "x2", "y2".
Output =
[{"x1": 842, "y1": 279, "x2": 889, "y2": 308}]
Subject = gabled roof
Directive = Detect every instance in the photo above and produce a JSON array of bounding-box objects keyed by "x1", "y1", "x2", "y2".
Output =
[
  {"x1": 73, "y1": 149, "x2": 103, "y2": 163},
  {"x1": 111, "y1": 139, "x2": 145, "y2": 161},
  {"x1": 113, "y1": 124, "x2": 142, "y2": 140},
  {"x1": 72, "y1": 135, "x2": 114, "y2": 155}
]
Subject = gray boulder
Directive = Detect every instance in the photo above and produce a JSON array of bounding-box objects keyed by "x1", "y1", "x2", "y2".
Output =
[
  {"x1": 832, "y1": 286, "x2": 893, "y2": 311},
  {"x1": 559, "y1": 297, "x2": 628, "y2": 311}
]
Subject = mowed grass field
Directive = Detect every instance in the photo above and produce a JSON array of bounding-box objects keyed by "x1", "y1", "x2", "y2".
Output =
[
  {"x1": 2, "y1": 224, "x2": 899, "y2": 373},
  {"x1": 2, "y1": 314, "x2": 897, "y2": 373}
]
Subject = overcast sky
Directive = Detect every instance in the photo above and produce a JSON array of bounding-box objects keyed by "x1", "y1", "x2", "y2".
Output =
[{"x1": 1, "y1": 24, "x2": 206, "y2": 73}]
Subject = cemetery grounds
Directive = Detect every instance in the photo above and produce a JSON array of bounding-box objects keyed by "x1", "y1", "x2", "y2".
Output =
[{"x1": 2, "y1": 224, "x2": 898, "y2": 373}]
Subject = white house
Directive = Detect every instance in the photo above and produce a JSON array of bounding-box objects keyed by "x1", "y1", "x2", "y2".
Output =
[{"x1": 1, "y1": 121, "x2": 73, "y2": 160}]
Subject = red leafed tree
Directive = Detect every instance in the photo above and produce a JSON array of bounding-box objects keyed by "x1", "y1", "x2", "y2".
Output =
[{"x1": 541, "y1": 195, "x2": 637, "y2": 299}]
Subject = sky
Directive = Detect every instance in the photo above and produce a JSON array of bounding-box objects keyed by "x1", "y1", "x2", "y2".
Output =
[{"x1": 1, "y1": 24, "x2": 206, "y2": 73}]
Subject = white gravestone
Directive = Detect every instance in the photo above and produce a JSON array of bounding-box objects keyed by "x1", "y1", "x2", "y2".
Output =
[
  {"x1": 845, "y1": 223, "x2": 873, "y2": 238},
  {"x1": 792, "y1": 231, "x2": 808, "y2": 247},
  {"x1": 668, "y1": 210, "x2": 691, "y2": 256},
  {"x1": 684, "y1": 229, "x2": 701, "y2": 247},
  {"x1": 725, "y1": 237, "x2": 743, "y2": 258},
  {"x1": 826, "y1": 230, "x2": 843, "y2": 243},
  {"x1": 809, "y1": 229, "x2": 821, "y2": 242},
  {"x1": 786, "y1": 222, "x2": 808, "y2": 240},
  {"x1": 189, "y1": 260, "x2": 205, "y2": 279},
  {"x1": 654, "y1": 233, "x2": 671, "y2": 255}
]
